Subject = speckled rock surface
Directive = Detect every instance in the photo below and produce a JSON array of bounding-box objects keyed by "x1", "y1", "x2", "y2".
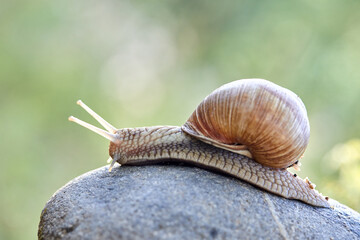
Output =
[{"x1": 38, "y1": 164, "x2": 360, "y2": 240}]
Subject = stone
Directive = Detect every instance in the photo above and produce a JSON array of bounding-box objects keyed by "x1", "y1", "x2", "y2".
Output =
[{"x1": 38, "y1": 164, "x2": 360, "y2": 240}]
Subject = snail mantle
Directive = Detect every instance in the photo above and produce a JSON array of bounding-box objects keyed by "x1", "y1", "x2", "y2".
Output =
[{"x1": 38, "y1": 165, "x2": 360, "y2": 240}]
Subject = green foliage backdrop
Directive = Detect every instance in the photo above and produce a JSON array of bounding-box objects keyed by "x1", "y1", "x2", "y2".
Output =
[{"x1": 1, "y1": 1, "x2": 360, "y2": 239}]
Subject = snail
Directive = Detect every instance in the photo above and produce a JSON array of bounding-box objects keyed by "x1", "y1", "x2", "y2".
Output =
[{"x1": 69, "y1": 79, "x2": 330, "y2": 207}]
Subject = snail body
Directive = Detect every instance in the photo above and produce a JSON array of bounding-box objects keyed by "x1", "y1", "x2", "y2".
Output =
[{"x1": 69, "y1": 79, "x2": 329, "y2": 208}]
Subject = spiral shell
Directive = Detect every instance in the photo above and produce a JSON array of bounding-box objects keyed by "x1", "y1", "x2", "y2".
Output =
[{"x1": 181, "y1": 79, "x2": 310, "y2": 169}]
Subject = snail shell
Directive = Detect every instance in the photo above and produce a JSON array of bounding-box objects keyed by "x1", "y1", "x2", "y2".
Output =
[{"x1": 182, "y1": 79, "x2": 310, "y2": 169}]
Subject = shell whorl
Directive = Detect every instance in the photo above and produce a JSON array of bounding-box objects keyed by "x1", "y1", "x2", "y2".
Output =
[{"x1": 182, "y1": 79, "x2": 310, "y2": 169}]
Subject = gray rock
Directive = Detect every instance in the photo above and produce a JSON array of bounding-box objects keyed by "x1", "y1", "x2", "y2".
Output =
[{"x1": 38, "y1": 164, "x2": 360, "y2": 240}]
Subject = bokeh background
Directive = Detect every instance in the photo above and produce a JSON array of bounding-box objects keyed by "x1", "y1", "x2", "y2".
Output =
[{"x1": 1, "y1": 0, "x2": 360, "y2": 239}]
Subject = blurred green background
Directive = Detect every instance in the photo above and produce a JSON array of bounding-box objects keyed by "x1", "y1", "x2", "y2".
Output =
[{"x1": 1, "y1": 0, "x2": 360, "y2": 239}]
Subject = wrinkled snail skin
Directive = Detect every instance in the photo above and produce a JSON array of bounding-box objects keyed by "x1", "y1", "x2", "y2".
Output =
[
  {"x1": 69, "y1": 79, "x2": 330, "y2": 208},
  {"x1": 109, "y1": 126, "x2": 329, "y2": 208}
]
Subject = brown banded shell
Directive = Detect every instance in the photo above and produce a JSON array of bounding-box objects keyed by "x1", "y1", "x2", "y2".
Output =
[{"x1": 181, "y1": 79, "x2": 310, "y2": 169}]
